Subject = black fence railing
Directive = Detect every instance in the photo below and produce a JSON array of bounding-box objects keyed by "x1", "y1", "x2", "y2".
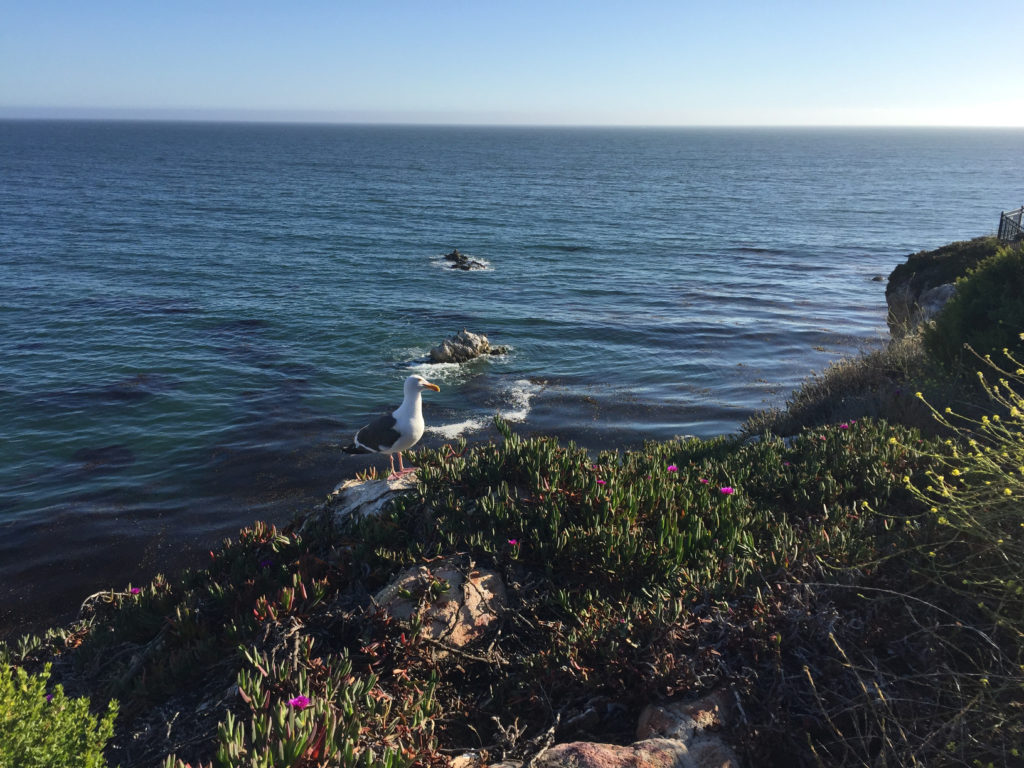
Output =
[{"x1": 998, "y1": 206, "x2": 1024, "y2": 243}]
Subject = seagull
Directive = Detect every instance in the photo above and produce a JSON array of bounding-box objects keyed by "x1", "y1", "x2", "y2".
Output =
[{"x1": 343, "y1": 374, "x2": 441, "y2": 479}]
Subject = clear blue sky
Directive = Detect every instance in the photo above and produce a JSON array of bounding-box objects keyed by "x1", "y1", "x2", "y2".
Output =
[{"x1": 2, "y1": 0, "x2": 1022, "y2": 126}]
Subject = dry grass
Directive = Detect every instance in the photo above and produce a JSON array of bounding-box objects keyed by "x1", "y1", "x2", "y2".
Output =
[{"x1": 742, "y1": 334, "x2": 967, "y2": 438}]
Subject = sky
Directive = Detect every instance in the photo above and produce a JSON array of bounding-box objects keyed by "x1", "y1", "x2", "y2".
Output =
[{"x1": 1, "y1": 0, "x2": 1022, "y2": 127}]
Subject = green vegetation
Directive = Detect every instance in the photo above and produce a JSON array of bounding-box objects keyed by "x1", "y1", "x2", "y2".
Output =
[
  {"x1": 2, "y1": 237, "x2": 1023, "y2": 767},
  {"x1": 0, "y1": 663, "x2": 117, "y2": 768}
]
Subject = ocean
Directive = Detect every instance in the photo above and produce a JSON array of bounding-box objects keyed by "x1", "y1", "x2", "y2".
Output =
[{"x1": 1, "y1": 121, "x2": 1021, "y2": 636}]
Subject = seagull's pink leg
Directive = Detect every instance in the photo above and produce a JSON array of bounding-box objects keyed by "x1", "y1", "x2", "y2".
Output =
[{"x1": 390, "y1": 451, "x2": 418, "y2": 478}]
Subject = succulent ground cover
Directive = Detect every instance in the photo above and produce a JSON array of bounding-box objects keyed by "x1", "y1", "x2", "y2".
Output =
[{"x1": 3, "y1": 414, "x2": 944, "y2": 766}]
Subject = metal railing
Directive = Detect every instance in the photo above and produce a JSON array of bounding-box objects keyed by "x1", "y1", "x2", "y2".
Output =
[{"x1": 998, "y1": 206, "x2": 1024, "y2": 243}]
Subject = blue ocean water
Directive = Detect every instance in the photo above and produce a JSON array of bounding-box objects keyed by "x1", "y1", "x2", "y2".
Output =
[{"x1": 1, "y1": 121, "x2": 1022, "y2": 634}]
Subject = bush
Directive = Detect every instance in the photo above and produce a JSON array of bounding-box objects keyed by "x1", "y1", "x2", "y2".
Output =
[
  {"x1": 901, "y1": 342, "x2": 1024, "y2": 763},
  {"x1": 0, "y1": 663, "x2": 117, "y2": 768},
  {"x1": 924, "y1": 241, "x2": 1024, "y2": 371}
]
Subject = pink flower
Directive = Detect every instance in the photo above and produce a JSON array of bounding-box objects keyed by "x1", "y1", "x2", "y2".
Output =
[
  {"x1": 667, "y1": 465, "x2": 678, "y2": 472},
  {"x1": 596, "y1": 479, "x2": 606, "y2": 485},
  {"x1": 288, "y1": 695, "x2": 311, "y2": 710},
  {"x1": 698, "y1": 477, "x2": 709, "y2": 484},
  {"x1": 130, "y1": 587, "x2": 141, "y2": 595},
  {"x1": 840, "y1": 423, "x2": 850, "y2": 429},
  {"x1": 719, "y1": 487, "x2": 735, "y2": 495},
  {"x1": 507, "y1": 538, "x2": 519, "y2": 546}
]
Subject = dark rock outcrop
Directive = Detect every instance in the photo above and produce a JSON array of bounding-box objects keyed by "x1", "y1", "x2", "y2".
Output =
[
  {"x1": 885, "y1": 236, "x2": 998, "y2": 337},
  {"x1": 444, "y1": 249, "x2": 487, "y2": 271}
]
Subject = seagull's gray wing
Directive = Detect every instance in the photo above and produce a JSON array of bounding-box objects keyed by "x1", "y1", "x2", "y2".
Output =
[{"x1": 354, "y1": 412, "x2": 402, "y2": 453}]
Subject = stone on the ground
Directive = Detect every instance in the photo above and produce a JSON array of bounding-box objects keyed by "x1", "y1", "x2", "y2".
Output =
[
  {"x1": 533, "y1": 739, "x2": 690, "y2": 768},
  {"x1": 374, "y1": 560, "x2": 507, "y2": 649}
]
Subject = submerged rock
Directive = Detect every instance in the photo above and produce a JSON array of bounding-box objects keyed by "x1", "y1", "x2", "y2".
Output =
[
  {"x1": 444, "y1": 248, "x2": 487, "y2": 271},
  {"x1": 429, "y1": 329, "x2": 509, "y2": 363}
]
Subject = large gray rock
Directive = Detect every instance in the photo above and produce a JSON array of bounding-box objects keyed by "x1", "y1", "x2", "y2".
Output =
[
  {"x1": 429, "y1": 330, "x2": 509, "y2": 363},
  {"x1": 886, "y1": 280, "x2": 957, "y2": 337}
]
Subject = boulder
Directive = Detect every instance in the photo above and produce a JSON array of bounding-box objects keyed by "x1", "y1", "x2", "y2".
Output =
[
  {"x1": 429, "y1": 330, "x2": 509, "y2": 363},
  {"x1": 445, "y1": 249, "x2": 488, "y2": 271}
]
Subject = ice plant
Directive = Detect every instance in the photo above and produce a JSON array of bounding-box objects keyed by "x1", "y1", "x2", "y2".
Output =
[
  {"x1": 667, "y1": 464, "x2": 678, "y2": 472},
  {"x1": 596, "y1": 479, "x2": 606, "y2": 485},
  {"x1": 130, "y1": 587, "x2": 141, "y2": 595},
  {"x1": 507, "y1": 538, "x2": 519, "y2": 546},
  {"x1": 288, "y1": 695, "x2": 311, "y2": 710},
  {"x1": 719, "y1": 486, "x2": 735, "y2": 495}
]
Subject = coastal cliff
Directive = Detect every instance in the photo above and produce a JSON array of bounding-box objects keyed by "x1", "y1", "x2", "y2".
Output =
[{"x1": 885, "y1": 236, "x2": 999, "y2": 336}]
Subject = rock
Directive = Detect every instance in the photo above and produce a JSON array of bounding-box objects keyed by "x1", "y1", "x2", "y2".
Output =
[
  {"x1": 429, "y1": 329, "x2": 509, "y2": 363},
  {"x1": 306, "y1": 475, "x2": 417, "y2": 531},
  {"x1": 374, "y1": 559, "x2": 507, "y2": 649},
  {"x1": 533, "y1": 739, "x2": 690, "y2": 768},
  {"x1": 636, "y1": 689, "x2": 734, "y2": 744},
  {"x1": 635, "y1": 690, "x2": 741, "y2": 768},
  {"x1": 885, "y1": 236, "x2": 997, "y2": 337},
  {"x1": 444, "y1": 249, "x2": 487, "y2": 271}
]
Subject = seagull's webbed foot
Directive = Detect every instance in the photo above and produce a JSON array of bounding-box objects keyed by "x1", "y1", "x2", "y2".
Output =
[{"x1": 386, "y1": 452, "x2": 418, "y2": 481}]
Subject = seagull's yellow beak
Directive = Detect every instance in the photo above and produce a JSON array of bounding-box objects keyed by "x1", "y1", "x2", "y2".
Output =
[{"x1": 423, "y1": 381, "x2": 441, "y2": 392}]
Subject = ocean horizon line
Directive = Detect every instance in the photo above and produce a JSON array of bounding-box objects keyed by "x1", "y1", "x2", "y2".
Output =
[{"x1": 2, "y1": 109, "x2": 1023, "y2": 131}]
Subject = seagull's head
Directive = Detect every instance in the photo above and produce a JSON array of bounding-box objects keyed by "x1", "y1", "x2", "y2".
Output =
[{"x1": 406, "y1": 374, "x2": 441, "y2": 394}]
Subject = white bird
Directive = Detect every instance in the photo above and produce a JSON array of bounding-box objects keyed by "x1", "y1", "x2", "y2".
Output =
[{"x1": 343, "y1": 374, "x2": 441, "y2": 479}]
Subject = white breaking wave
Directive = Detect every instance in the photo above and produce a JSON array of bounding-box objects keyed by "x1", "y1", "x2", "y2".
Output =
[{"x1": 426, "y1": 378, "x2": 541, "y2": 440}]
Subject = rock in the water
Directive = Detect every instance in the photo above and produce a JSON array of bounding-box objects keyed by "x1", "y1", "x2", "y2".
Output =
[
  {"x1": 374, "y1": 559, "x2": 507, "y2": 650},
  {"x1": 444, "y1": 249, "x2": 487, "y2": 271},
  {"x1": 429, "y1": 329, "x2": 509, "y2": 363}
]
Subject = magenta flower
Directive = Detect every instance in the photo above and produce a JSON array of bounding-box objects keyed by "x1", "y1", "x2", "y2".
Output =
[
  {"x1": 130, "y1": 587, "x2": 141, "y2": 595},
  {"x1": 596, "y1": 479, "x2": 606, "y2": 485},
  {"x1": 667, "y1": 465, "x2": 678, "y2": 472},
  {"x1": 507, "y1": 538, "x2": 519, "y2": 546},
  {"x1": 719, "y1": 487, "x2": 735, "y2": 495},
  {"x1": 698, "y1": 477, "x2": 709, "y2": 484},
  {"x1": 288, "y1": 695, "x2": 311, "y2": 710},
  {"x1": 840, "y1": 423, "x2": 850, "y2": 429}
]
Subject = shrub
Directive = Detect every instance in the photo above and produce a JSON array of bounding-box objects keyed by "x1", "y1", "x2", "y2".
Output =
[
  {"x1": 924, "y1": 241, "x2": 1024, "y2": 371},
  {"x1": 900, "y1": 342, "x2": 1024, "y2": 763},
  {"x1": 908, "y1": 341, "x2": 1024, "y2": 635},
  {"x1": 0, "y1": 663, "x2": 117, "y2": 768}
]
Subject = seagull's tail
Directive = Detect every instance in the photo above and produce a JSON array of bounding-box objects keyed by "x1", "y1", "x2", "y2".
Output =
[{"x1": 342, "y1": 443, "x2": 372, "y2": 455}]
